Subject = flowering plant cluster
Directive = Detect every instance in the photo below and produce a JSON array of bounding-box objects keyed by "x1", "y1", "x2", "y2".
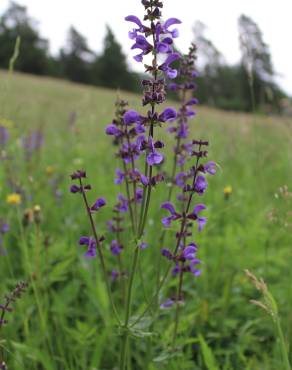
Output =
[{"x1": 70, "y1": 0, "x2": 216, "y2": 367}]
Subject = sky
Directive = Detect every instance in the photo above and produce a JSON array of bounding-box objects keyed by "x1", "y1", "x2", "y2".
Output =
[{"x1": 1, "y1": 0, "x2": 291, "y2": 94}]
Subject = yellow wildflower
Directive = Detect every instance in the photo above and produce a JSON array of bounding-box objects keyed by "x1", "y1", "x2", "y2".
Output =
[
  {"x1": 224, "y1": 186, "x2": 232, "y2": 195},
  {"x1": 45, "y1": 165, "x2": 55, "y2": 176},
  {"x1": 0, "y1": 117, "x2": 14, "y2": 128},
  {"x1": 6, "y1": 193, "x2": 22, "y2": 205}
]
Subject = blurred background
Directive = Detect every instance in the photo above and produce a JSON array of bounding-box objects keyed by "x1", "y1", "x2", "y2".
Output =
[{"x1": 0, "y1": 0, "x2": 291, "y2": 113}]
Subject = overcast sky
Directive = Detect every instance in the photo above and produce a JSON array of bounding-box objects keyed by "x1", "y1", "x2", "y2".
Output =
[{"x1": 1, "y1": 0, "x2": 291, "y2": 94}]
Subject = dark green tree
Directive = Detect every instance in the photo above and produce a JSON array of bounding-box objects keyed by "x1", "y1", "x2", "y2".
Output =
[
  {"x1": 92, "y1": 26, "x2": 138, "y2": 91},
  {"x1": 0, "y1": 1, "x2": 49, "y2": 74},
  {"x1": 238, "y1": 14, "x2": 284, "y2": 111},
  {"x1": 193, "y1": 21, "x2": 225, "y2": 106},
  {"x1": 59, "y1": 26, "x2": 94, "y2": 84}
]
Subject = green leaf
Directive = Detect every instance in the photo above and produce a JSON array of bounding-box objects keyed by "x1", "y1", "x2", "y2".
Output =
[{"x1": 198, "y1": 334, "x2": 219, "y2": 370}]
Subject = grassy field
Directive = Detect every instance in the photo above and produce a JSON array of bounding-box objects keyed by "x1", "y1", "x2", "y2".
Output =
[{"x1": 0, "y1": 70, "x2": 292, "y2": 369}]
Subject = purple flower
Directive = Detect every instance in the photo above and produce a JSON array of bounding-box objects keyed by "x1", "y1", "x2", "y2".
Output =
[
  {"x1": 107, "y1": 220, "x2": 115, "y2": 233},
  {"x1": 115, "y1": 169, "x2": 125, "y2": 185},
  {"x1": 161, "y1": 248, "x2": 173, "y2": 260},
  {"x1": 105, "y1": 124, "x2": 123, "y2": 137},
  {"x1": 123, "y1": 110, "x2": 142, "y2": 125},
  {"x1": 147, "y1": 136, "x2": 163, "y2": 166},
  {"x1": 110, "y1": 239, "x2": 123, "y2": 256},
  {"x1": 172, "y1": 262, "x2": 181, "y2": 276},
  {"x1": 204, "y1": 161, "x2": 217, "y2": 175},
  {"x1": 159, "y1": 53, "x2": 180, "y2": 79},
  {"x1": 160, "y1": 298, "x2": 175, "y2": 309},
  {"x1": 115, "y1": 194, "x2": 128, "y2": 213},
  {"x1": 175, "y1": 172, "x2": 187, "y2": 187},
  {"x1": 70, "y1": 170, "x2": 86, "y2": 180},
  {"x1": 0, "y1": 126, "x2": 9, "y2": 146},
  {"x1": 140, "y1": 174, "x2": 149, "y2": 186},
  {"x1": 158, "y1": 107, "x2": 177, "y2": 122},
  {"x1": 194, "y1": 176, "x2": 208, "y2": 195},
  {"x1": 125, "y1": 15, "x2": 145, "y2": 39},
  {"x1": 190, "y1": 259, "x2": 201, "y2": 276},
  {"x1": 186, "y1": 98, "x2": 199, "y2": 106},
  {"x1": 70, "y1": 184, "x2": 80, "y2": 193},
  {"x1": 111, "y1": 269, "x2": 119, "y2": 280},
  {"x1": 79, "y1": 236, "x2": 96, "y2": 258},
  {"x1": 135, "y1": 188, "x2": 143, "y2": 204},
  {"x1": 161, "y1": 202, "x2": 181, "y2": 227},
  {"x1": 131, "y1": 35, "x2": 152, "y2": 62},
  {"x1": 139, "y1": 242, "x2": 147, "y2": 250},
  {"x1": 0, "y1": 221, "x2": 9, "y2": 234},
  {"x1": 90, "y1": 197, "x2": 106, "y2": 212},
  {"x1": 163, "y1": 18, "x2": 182, "y2": 38},
  {"x1": 188, "y1": 204, "x2": 207, "y2": 232},
  {"x1": 177, "y1": 122, "x2": 189, "y2": 138},
  {"x1": 183, "y1": 243, "x2": 198, "y2": 260},
  {"x1": 134, "y1": 124, "x2": 146, "y2": 134},
  {"x1": 168, "y1": 82, "x2": 178, "y2": 91}
]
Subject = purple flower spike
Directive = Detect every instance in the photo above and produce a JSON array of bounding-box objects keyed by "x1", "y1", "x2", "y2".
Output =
[
  {"x1": 123, "y1": 110, "x2": 142, "y2": 125},
  {"x1": 90, "y1": 197, "x2": 106, "y2": 212},
  {"x1": 159, "y1": 107, "x2": 177, "y2": 122}
]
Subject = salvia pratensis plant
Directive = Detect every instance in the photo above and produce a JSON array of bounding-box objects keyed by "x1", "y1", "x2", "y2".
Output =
[
  {"x1": 0, "y1": 281, "x2": 28, "y2": 367},
  {"x1": 70, "y1": 0, "x2": 216, "y2": 367}
]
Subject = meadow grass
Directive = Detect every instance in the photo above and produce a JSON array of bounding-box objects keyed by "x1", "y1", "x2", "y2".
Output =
[{"x1": 0, "y1": 70, "x2": 292, "y2": 369}]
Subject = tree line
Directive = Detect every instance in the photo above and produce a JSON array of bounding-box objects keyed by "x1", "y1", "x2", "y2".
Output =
[{"x1": 0, "y1": 2, "x2": 286, "y2": 112}]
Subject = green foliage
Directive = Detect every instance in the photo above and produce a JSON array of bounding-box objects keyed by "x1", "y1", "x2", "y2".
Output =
[
  {"x1": 0, "y1": 2, "x2": 49, "y2": 75},
  {"x1": 92, "y1": 26, "x2": 139, "y2": 92}
]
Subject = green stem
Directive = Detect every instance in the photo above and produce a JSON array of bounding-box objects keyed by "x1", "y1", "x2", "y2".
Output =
[
  {"x1": 274, "y1": 316, "x2": 291, "y2": 370},
  {"x1": 79, "y1": 179, "x2": 121, "y2": 325},
  {"x1": 172, "y1": 265, "x2": 184, "y2": 346},
  {"x1": 120, "y1": 247, "x2": 140, "y2": 369}
]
